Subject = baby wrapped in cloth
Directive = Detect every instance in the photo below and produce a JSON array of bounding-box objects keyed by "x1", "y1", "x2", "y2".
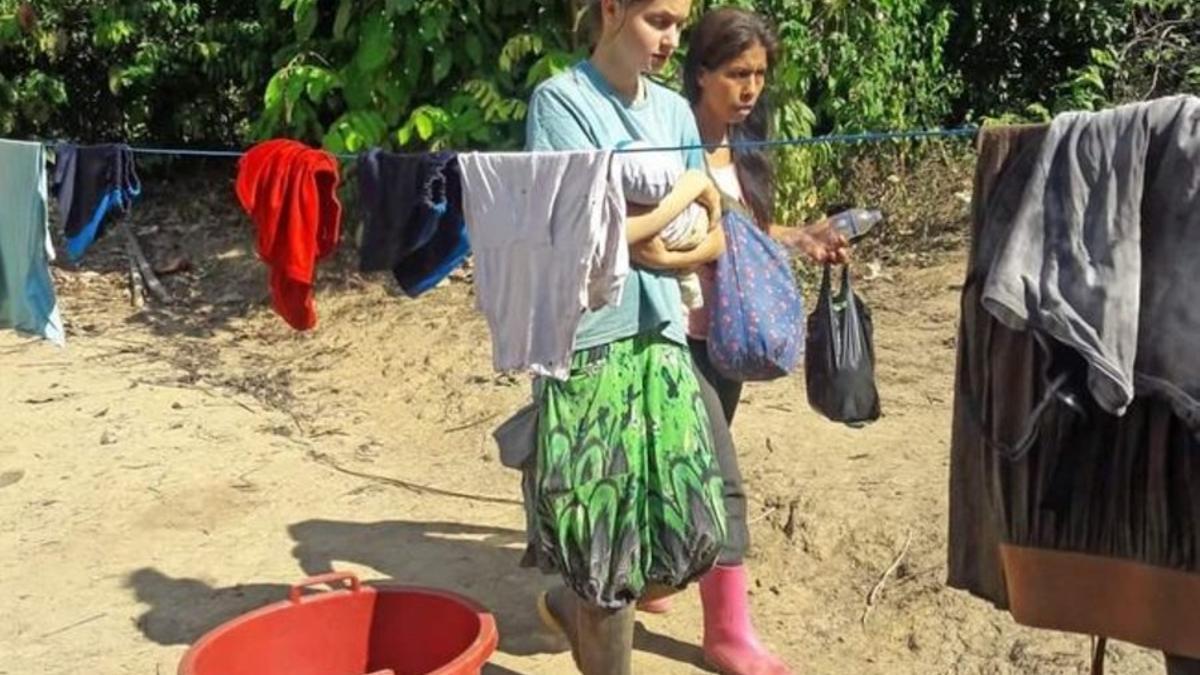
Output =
[{"x1": 619, "y1": 141, "x2": 710, "y2": 309}]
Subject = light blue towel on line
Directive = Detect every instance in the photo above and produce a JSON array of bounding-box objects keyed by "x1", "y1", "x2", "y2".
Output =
[{"x1": 0, "y1": 138, "x2": 65, "y2": 345}]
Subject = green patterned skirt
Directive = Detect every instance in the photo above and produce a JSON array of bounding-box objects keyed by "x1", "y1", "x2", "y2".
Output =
[{"x1": 521, "y1": 334, "x2": 727, "y2": 609}]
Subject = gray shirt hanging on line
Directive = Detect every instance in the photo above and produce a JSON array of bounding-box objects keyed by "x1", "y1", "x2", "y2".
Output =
[
  {"x1": 459, "y1": 149, "x2": 629, "y2": 381},
  {"x1": 982, "y1": 94, "x2": 1200, "y2": 429}
]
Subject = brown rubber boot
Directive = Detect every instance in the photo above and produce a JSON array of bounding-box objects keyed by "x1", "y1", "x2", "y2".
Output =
[
  {"x1": 539, "y1": 585, "x2": 635, "y2": 674},
  {"x1": 575, "y1": 601, "x2": 635, "y2": 675}
]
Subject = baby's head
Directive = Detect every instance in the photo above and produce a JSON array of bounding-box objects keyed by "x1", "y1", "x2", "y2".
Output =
[{"x1": 617, "y1": 140, "x2": 686, "y2": 206}]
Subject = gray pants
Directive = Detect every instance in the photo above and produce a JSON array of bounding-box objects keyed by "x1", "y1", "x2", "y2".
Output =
[{"x1": 689, "y1": 338, "x2": 749, "y2": 566}]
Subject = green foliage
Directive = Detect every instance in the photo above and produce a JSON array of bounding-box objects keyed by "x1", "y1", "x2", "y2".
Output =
[
  {"x1": 255, "y1": 0, "x2": 583, "y2": 153},
  {"x1": 946, "y1": 0, "x2": 1133, "y2": 119},
  {"x1": 1110, "y1": 0, "x2": 1199, "y2": 102},
  {"x1": 0, "y1": 0, "x2": 284, "y2": 143}
]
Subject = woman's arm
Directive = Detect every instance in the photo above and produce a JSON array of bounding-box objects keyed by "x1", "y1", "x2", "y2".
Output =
[
  {"x1": 527, "y1": 91, "x2": 719, "y2": 245},
  {"x1": 625, "y1": 170, "x2": 721, "y2": 244},
  {"x1": 630, "y1": 225, "x2": 726, "y2": 270},
  {"x1": 771, "y1": 219, "x2": 850, "y2": 265}
]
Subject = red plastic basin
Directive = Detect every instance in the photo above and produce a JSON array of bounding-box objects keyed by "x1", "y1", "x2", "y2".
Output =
[{"x1": 178, "y1": 572, "x2": 498, "y2": 675}]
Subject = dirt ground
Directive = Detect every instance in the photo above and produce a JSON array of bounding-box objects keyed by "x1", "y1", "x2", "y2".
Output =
[{"x1": 0, "y1": 166, "x2": 1168, "y2": 674}]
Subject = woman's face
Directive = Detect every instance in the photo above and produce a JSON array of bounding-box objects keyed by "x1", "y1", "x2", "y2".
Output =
[
  {"x1": 604, "y1": 0, "x2": 692, "y2": 75},
  {"x1": 697, "y1": 41, "x2": 769, "y2": 125}
]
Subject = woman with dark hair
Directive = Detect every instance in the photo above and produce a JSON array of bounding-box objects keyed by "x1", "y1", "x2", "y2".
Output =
[
  {"x1": 633, "y1": 8, "x2": 850, "y2": 675},
  {"x1": 683, "y1": 6, "x2": 850, "y2": 421}
]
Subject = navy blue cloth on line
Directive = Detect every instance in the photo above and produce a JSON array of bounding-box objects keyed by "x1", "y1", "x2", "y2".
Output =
[
  {"x1": 357, "y1": 149, "x2": 470, "y2": 297},
  {"x1": 51, "y1": 143, "x2": 141, "y2": 261}
]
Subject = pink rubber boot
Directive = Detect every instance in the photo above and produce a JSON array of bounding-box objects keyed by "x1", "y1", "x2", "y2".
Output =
[{"x1": 700, "y1": 564, "x2": 792, "y2": 675}]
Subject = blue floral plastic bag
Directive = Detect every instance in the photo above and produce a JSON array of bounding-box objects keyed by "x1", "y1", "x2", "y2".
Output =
[{"x1": 707, "y1": 205, "x2": 805, "y2": 381}]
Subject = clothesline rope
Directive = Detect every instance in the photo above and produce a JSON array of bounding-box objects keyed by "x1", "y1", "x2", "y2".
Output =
[{"x1": 31, "y1": 125, "x2": 978, "y2": 161}]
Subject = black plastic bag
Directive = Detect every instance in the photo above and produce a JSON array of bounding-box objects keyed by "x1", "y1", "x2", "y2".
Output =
[{"x1": 805, "y1": 264, "x2": 881, "y2": 425}]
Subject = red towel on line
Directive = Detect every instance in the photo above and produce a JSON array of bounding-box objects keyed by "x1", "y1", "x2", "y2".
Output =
[{"x1": 235, "y1": 139, "x2": 341, "y2": 330}]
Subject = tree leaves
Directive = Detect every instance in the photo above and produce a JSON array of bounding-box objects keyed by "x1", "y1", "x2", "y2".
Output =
[
  {"x1": 432, "y1": 49, "x2": 452, "y2": 84},
  {"x1": 499, "y1": 33, "x2": 544, "y2": 73},
  {"x1": 325, "y1": 109, "x2": 388, "y2": 153},
  {"x1": 354, "y1": 12, "x2": 393, "y2": 73},
  {"x1": 292, "y1": 0, "x2": 317, "y2": 43},
  {"x1": 333, "y1": 0, "x2": 353, "y2": 40},
  {"x1": 258, "y1": 0, "x2": 581, "y2": 151}
]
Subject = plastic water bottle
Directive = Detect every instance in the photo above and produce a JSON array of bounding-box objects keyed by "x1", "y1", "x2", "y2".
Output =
[{"x1": 828, "y1": 208, "x2": 883, "y2": 241}]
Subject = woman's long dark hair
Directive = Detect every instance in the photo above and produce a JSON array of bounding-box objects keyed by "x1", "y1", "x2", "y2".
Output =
[{"x1": 684, "y1": 8, "x2": 779, "y2": 229}]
